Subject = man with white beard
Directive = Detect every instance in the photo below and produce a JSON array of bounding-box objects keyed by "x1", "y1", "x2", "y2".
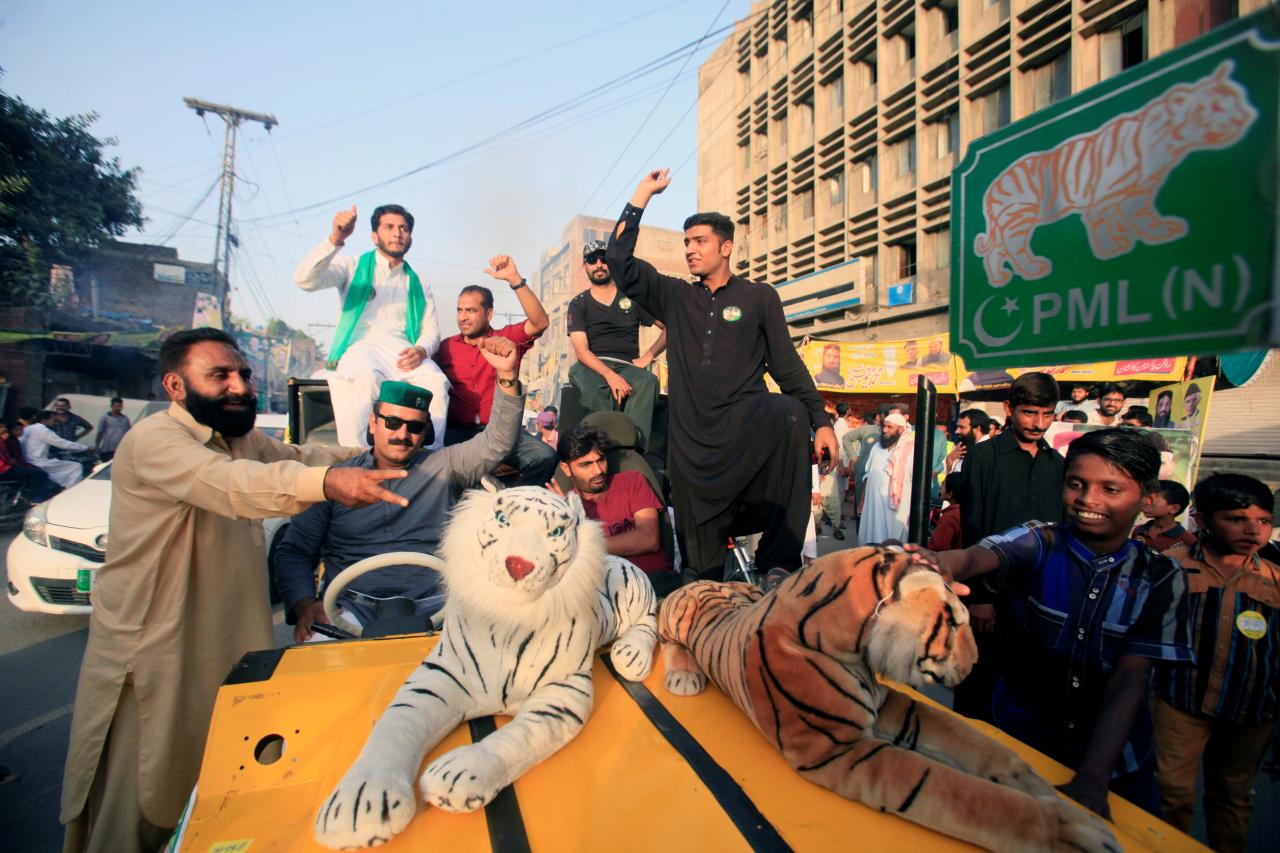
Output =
[{"x1": 858, "y1": 411, "x2": 913, "y2": 544}]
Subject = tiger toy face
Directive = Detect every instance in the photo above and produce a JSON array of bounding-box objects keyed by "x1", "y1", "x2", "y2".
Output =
[
  {"x1": 452, "y1": 485, "x2": 590, "y2": 607},
  {"x1": 864, "y1": 563, "x2": 976, "y2": 689}
]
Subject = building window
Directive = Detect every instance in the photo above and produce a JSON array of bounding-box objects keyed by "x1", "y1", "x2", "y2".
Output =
[
  {"x1": 1101, "y1": 11, "x2": 1147, "y2": 79},
  {"x1": 935, "y1": 110, "x2": 959, "y2": 157},
  {"x1": 898, "y1": 241, "x2": 917, "y2": 279},
  {"x1": 825, "y1": 72, "x2": 844, "y2": 111},
  {"x1": 938, "y1": 0, "x2": 959, "y2": 34},
  {"x1": 773, "y1": 202, "x2": 787, "y2": 232},
  {"x1": 896, "y1": 134, "x2": 916, "y2": 177},
  {"x1": 799, "y1": 187, "x2": 815, "y2": 220},
  {"x1": 828, "y1": 169, "x2": 845, "y2": 207},
  {"x1": 935, "y1": 229, "x2": 951, "y2": 268},
  {"x1": 983, "y1": 83, "x2": 1011, "y2": 133},
  {"x1": 798, "y1": 91, "x2": 814, "y2": 134},
  {"x1": 860, "y1": 156, "x2": 878, "y2": 193},
  {"x1": 1032, "y1": 50, "x2": 1071, "y2": 111}
]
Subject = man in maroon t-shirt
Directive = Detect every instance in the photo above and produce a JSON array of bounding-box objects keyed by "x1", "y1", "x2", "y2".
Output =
[
  {"x1": 433, "y1": 254, "x2": 557, "y2": 486},
  {"x1": 552, "y1": 425, "x2": 674, "y2": 580}
]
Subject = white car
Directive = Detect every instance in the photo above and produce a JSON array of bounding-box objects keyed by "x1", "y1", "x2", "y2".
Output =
[{"x1": 6, "y1": 462, "x2": 290, "y2": 615}]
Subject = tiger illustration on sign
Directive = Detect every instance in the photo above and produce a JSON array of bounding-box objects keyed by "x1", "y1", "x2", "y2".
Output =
[
  {"x1": 974, "y1": 60, "x2": 1256, "y2": 288},
  {"x1": 658, "y1": 547, "x2": 1118, "y2": 853},
  {"x1": 314, "y1": 486, "x2": 657, "y2": 850}
]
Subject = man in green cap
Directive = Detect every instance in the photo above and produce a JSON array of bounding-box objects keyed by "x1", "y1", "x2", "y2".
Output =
[
  {"x1": 274, "y1": 336, "x2": 525, "y2": 640},
  {"x1": 294, "y1": 203, "x2": 450, "y2": 452}
]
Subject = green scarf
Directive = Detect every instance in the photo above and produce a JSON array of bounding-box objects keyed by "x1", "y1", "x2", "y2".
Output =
[{"x1": 328, "y1": 250, "x2": 426, "y2": 368}]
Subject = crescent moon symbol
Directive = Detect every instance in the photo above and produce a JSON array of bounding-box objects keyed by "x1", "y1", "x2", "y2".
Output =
[{"x1": 972, "y1": 295, "x2": 1023, "y2": 348}]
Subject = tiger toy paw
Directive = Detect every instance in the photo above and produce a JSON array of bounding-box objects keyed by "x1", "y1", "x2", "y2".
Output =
[
  {"x1": 419, "y1": 743, "x2": 508, "y2": 813},
  {"x1": 664, "y1": 669, "x2": 708, "y2": 696},
  {"x1": 314, "y1": 765, "x2": 417, "y2": 849},
  {"x1": 661, "y1": 642, "x2": 708, "y2": 696},
  {"x1": 984, "y1": 755, "x2": 1058, "y2": 800},
  {"x1": 609, "y1": 631, "x2": 655, "y2": 681},
  {"x1": 1040, "y1": 795, "x2": 1120, "y2": 853}
]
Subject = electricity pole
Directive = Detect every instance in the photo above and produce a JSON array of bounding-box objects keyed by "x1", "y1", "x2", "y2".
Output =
[{"x1": 182, "y1": 98, "x2": 277, "y2": 319}]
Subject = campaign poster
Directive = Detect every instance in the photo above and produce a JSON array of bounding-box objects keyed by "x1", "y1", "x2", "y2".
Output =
[
  {"x1": 1148, "y1": 377, "x2": 1215, "y2": 444},
  {"x1": 803, "y1": 334, "x2": 956, "y2": 394}
]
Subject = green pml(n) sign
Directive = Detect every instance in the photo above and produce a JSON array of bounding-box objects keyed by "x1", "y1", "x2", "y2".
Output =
[{"x1": 951, "y1": 10, "x2": 1278, "y2": 368}]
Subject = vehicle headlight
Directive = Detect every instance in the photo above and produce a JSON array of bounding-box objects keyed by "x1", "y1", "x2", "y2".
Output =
[{"x1": 22, "y1": 503, "x2": 48, "y2": 547}]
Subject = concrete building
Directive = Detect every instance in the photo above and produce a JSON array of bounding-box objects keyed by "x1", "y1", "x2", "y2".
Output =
[
  {"x1": 525, "y1": 214, "x2": 688, "y2": 406},
  {"x1": 696, "y1": 0, "x2": 1265, "y2": 343},
  {"x1": 0, "y1": 242, "x2": 224, "y2": 413}
]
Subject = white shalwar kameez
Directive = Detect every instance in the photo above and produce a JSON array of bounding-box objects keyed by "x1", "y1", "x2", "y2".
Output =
[
  {"x1": 294, "y1": 241, "x2": 450, "y2": 449},
  {"x1": 19, "y1": 422, "x2": 87, "y2": 489},
  {"x1": 858, "y1": 441, "x2": 911, "y2": 545}
]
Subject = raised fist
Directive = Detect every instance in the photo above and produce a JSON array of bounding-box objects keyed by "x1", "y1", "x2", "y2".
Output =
[
  {"x1": 479, "y1": 336, "x2": 518, "y2": 374},
  {"x1": 330, "y1": 206, "x2": 358, "y2": 245},
  {"x1": 637, "y1": 169, "x2": 671, "y2": 197},
  {"x1": 483, "y1": 255, "x2": 522, "y2": 287}
]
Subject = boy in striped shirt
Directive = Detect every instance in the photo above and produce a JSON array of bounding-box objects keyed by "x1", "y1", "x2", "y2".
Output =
[{"x1": 1153, "y1": 473, "x2": 1278, "y2": 853}]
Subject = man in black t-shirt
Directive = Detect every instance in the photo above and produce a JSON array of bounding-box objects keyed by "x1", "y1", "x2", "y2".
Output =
[{"x1": 567, "y1": 240, "x2": 667, "y2": 445}]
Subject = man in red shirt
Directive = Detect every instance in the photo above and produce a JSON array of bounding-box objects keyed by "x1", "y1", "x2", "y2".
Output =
[
  {"x1": 552, "y1": 425, "x2": 674, "y2": 584},
  {"x1": 433, "y1": 254, "x2": 556, "y2": 486}
]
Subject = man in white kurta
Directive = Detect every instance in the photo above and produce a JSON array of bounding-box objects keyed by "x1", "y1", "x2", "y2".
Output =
[
  {"x1": 19, "y1": 412, "x2": 87, "y2": 488},
  {"x1": 294, "y1": 204, "x2": 449, "y2": 450},
  {"x1": 858, "y1": 413, "x2": 912, "y2": 545}
]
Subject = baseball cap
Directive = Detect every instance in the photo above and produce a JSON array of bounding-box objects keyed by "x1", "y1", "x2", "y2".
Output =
[{"x1": 583, "y1": 240, "x2": 608, "y2": 259}]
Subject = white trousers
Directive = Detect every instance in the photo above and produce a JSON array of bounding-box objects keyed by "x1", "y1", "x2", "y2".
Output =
[
  {"x1": 329, "y1": 337, "x2": 450, "y2": 451},
  {"x1": 32, "y1": 457, "x2": 84, "y2": 489}
]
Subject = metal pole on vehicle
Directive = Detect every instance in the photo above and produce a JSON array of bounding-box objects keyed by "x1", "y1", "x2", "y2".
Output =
[{"x1": 907, "y1": 375, "x2": 937, "y2": 545}]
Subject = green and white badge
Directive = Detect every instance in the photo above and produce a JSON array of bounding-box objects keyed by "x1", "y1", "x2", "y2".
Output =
[
  {"x1": 1236, "y1": 609, "x2": 1267, "y2": 640},
  {"x1": 722, "y1": 306, "x2": 742, "y2": 323},
  {"x1": 618, "y1": 297, "x2": 633, "y2": 311}
]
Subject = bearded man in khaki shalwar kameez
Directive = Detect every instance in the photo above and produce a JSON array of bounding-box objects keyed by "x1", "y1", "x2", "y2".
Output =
[{"x1": 61, "y1": 328, "x2": 413, "y2": 853}]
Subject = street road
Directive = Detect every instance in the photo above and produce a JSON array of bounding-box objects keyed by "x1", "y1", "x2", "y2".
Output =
[{"x1": 0, "y1": 525, "x2": 1275, "y2": 851}]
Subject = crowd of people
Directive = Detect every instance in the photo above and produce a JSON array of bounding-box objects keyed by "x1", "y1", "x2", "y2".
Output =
[
  {"x1": 0, "y1": 397, "x2": 129, "y2": 508},
  {"x1": 814, "y1": 373, "x2": 1278, "y2": 852},
  {"x1": 24, "y1": 171, "x2": 1272, "y2": 853}
]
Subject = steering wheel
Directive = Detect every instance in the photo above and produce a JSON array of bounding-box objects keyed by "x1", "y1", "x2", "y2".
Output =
[{"x1": 322, "y1": 551, "x2": 448, "y2": 637}]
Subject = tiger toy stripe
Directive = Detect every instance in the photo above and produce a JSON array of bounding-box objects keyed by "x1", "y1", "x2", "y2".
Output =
[
  {"x1": 973, "y1": 60, "x2": 1255, "y2": 288},
  {"x1": 659, "y1": 547, "x2": 1119, "y2": 853},
  {"x1": 314, "y1": 486, "x2": 657, "y2": 850}
]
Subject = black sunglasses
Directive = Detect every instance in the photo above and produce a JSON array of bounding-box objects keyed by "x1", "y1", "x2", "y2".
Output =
[
  {"x1": 376, "y1": 412, "x2": 429, "y2": 434},
  {"x1": 584, "y1": 252, "x2": 607, "y2": 264}
]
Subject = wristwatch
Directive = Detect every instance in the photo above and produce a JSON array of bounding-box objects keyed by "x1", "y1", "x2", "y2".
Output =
[
  {"x1": 510, "y1": 278, "x2": 527, "y2": 291},
  {"x1": 497, "y1": 376, "x2": 518, "y2": 388}
]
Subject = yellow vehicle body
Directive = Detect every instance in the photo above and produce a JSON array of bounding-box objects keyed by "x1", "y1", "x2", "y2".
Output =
[{"x1": 174, "y1": 634, "x2": 1204, "y2": 852}]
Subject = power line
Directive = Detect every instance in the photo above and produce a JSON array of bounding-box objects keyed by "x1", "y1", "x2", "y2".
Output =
[
  {"x1": 242, "y1": 23, "x2": 741, "y2": 225},
  {"x1": 579, "y1": 0, "x2": 730, "y2": 214},
  {"x1": 259, "y1": 0, "x2": 702, "y2": 144}
]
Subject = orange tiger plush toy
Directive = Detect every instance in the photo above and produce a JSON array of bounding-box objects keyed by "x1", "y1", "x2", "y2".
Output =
[{"x1": 658, "y1": 547, "x2": 1118, "y2": 853}]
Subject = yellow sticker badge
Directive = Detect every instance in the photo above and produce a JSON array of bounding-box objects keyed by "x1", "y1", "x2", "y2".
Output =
[
  {"x1": 618, "y1": 297, "x2": 633, "y2": 311},
  {"x1": 1236, "y1": 609, "x2": 1267, "y2": 640}
]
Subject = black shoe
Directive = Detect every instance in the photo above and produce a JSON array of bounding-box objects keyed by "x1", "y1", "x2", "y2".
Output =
[{"x1": 833, "y1": 528, "x2": 845, "y2": 540}]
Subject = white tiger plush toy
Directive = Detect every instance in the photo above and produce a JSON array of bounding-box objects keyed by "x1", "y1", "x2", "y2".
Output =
[{"x1": 314, "y1": 485, "x2": 658, "y2": 850}]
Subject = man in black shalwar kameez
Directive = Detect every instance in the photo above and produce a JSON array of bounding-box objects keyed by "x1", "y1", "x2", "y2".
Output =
[{"x1": 606, "y1": 169, "x2": 839, "y2": 584}]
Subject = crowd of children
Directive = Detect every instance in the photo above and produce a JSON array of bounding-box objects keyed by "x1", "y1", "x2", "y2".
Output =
[{"x1": 920, "y1": 423, "x2": 1277, "y2": 851}]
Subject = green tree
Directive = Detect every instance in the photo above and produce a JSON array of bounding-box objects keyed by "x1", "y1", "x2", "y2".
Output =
[{"x1": 0, "y1": 84, "x2": 144, "y2": 307}]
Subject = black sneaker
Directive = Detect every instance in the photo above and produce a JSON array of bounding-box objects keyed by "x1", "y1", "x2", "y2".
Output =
[{"x1": 833, "y1": 528, "x2": 845, "y2": 540}]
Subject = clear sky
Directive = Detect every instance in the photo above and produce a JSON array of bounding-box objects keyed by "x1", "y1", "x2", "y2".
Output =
[{"x1": 1, "y1": 0, "x2": 751, "y2": 342}]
